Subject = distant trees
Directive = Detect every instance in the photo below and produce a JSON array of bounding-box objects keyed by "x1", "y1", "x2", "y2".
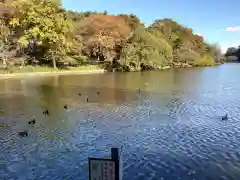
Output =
[
  {"x1": 225, "y1": 46, "x2": 240, "y2": 62},
  {"x1": 0, "y1": 0, "x2": 225, "y2": 71},
  {"x1": 147, "y1": 19, "x2": 224, "y2": 67}
]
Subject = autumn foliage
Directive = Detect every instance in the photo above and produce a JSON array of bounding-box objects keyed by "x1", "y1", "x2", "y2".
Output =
[
  {"x1": 75, "y1": 14, "x2": 132, "y2": 62},
  {"x1": 0, "y1": 0, "x2": 224, "y2": 72}
]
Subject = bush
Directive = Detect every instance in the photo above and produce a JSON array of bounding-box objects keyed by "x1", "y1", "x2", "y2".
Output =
[
  {"x1": 72, "y1": 55, "x2": 89, "y2": 65},
  {"x1": 194, "y1": 55, "x2": 215, "y2": 66}
]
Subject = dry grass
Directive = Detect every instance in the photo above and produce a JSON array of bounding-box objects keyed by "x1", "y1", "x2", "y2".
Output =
[{"x1": 0, "y1": 65, "x2": 104, "y2": 74}]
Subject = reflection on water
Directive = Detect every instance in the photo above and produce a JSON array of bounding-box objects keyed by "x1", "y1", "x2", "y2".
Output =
[{"x1": 1, "y1": 64, "x2": 240, "y2": 180}]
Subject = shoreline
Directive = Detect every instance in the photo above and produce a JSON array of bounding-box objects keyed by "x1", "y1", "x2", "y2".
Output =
[
  {"x1": 0, "y1": 63, "x2": 224, "y2": 80},
  {"x1": 0, "y1": 69, "x2": 106, "y2": 79}
]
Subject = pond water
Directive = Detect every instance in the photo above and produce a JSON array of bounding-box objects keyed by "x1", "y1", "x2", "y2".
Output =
[{"x1": 1, "y1": 63, "x2": 240, "y2": 180}]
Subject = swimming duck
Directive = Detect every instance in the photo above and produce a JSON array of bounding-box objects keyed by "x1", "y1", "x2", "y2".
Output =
[
  {"x1": 43, "y1": 109, "x2": 49, "y2": 115},
  {"x1": 78, "y1": 93, "x2": 81, "y2": 96},
  {"x1": 18, "y1": 131, "x2": 28, "y2": 137},
  {"x1": 64, "y1": 105, "x2": 68, "y2": 110},
  {"x1": 222, "y1": 114, "x2": 228, "y2": 120},
  {"x1": 28, "y1": 119, "x2": 36, "y2": 125}
]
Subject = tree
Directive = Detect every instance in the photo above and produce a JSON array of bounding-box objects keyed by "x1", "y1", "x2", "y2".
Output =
[
  {"x1": 120, "y1": 26, "x2": 173, "y2": 71},
  {"x1": 225, "y1": 47, "x2": 237, "y2": 57},
  {"x1": 148, "y1": 18, "x2": 220, "y2": 67},
  {"x1": 0, "y1": 0, "x2": 15, "y2": 19},
  {"x1": 118, "y1": 14, "x2": 142, "y2": 30},
  {"x1": 204, "y1": 43, "x2": 223, "y2": 63},
  {"x1": 75, "y1": 14, "x2": 132, "y2": 63},
  {"x1": 0, "y1": 1, "x2": 225, "y2": 72},
  {"x1": 0, "y1": 19, "x2": 10, "y2": 68},
  {"x1": 9, "y1": 0, "x2": 73, "y2": 69}
]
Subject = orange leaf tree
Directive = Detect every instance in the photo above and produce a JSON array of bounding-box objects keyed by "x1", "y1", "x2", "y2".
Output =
[{"x1": 75, "y1": 14, "x2": 132, "y2": 62}]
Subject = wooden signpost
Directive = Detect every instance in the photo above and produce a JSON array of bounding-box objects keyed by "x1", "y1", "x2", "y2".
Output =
[{"x1": 89, "y1": 148, "x2": 121, "y2": 180}]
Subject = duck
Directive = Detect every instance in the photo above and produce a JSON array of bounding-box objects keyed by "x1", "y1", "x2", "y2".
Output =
[
  {"x1": 64, "y1": 105, "x2": 68, "y2": 110},
  {"x1": 18, "y1": 130, "x2": 28, "y2": 137},
  {"x1": 86, "y1": 97, "x2": 89, "y2": 102},
  {"x1": 78, "y1": 93, "x2": 81, "y2": 96},
  {"x1": 43, "y1": 109, "x2": 49, "y2": 115},
  {"x1": 97, "y1": 91, "x2": 100, "y2": 95},
  {"x1": 222, "y1": 113, "x2": 228, "y2": 120},
  {"x1": 28, "y1": 119, "x2": 36, "y2": 125}
]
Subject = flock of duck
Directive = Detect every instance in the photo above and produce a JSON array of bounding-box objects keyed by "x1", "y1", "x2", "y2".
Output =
[
  {"x1": 17, "y1": 89, "x2": 229, "y2": 137},
  {"x1": 17, "y1": 91, "x2": 100, "y2": 137},
  {"x1": 17, "y1": 108, "x2": 52, "y2": 137}
]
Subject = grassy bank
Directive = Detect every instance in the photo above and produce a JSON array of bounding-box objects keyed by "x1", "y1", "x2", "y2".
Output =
[
  {"x1": 0, "y1": 65, "x2": 105, "y2": 79},
  {"x1": 0, "y1": 62, "x2": 224, "y2": 79}
]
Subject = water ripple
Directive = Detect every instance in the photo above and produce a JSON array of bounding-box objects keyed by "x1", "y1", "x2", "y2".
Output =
[{"x1": 1, "y1": 67, "x2": 240, "y2": 179}]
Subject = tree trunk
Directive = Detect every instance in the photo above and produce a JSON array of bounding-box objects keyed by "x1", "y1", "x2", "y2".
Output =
[
  {"x1": 2, "y1": 56, "x2": 7, "y2": 73},
  {"x1": 52, "y1": 57, "x2": 57, "y2": 69},
  {"x1": 2, "y1": 56, "x2": 6, "y2": 69}
]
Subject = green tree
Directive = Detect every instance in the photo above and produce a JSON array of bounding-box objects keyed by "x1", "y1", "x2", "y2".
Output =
[
  {"x1": 120, "y1": 26, "x2": 173, "y2": 71},
  {"x1": 0, "y1": 1, "x2": 225, "y2": 72},
  {"x1": 9, "y1": 0, "x2": 73, "y2": 69}
]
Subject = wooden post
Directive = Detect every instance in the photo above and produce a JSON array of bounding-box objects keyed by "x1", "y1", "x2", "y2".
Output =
[{"x1": 111, "y1": 148, "x2": 119, "y2": 180}]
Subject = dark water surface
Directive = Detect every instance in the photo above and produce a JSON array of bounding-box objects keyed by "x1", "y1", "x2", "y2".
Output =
[{"x1": 1, "y1": 64, "x2": 240, "y2": 180}]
